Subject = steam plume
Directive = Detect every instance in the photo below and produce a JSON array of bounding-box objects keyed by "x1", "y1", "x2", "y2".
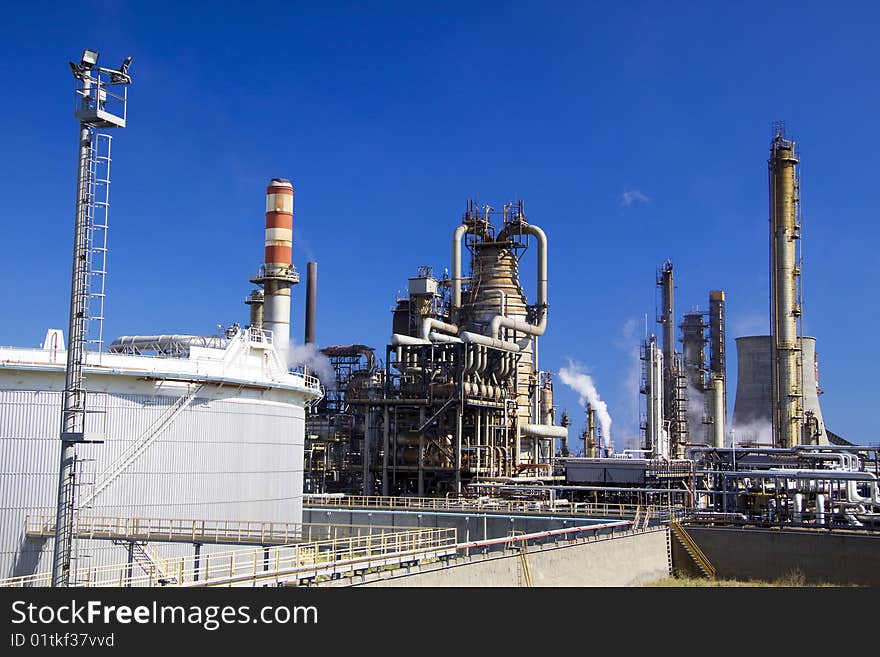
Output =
[{"x1": 559, "y1": 360, "x2": 613, "y2": 452}]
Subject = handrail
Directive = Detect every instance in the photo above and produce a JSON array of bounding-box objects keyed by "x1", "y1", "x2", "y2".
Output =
[
  {"x1": 669, "y1": 520, "x2": 716, "y2": 579},
  {"x1": 304, "y1": 494, "x2": 684, "y2": 520},
  {"x1": 1, "y1": 526, "x2": 456, "y2": 588},
  {"x1": 24, "y1": 514, "x2": 403, "y2": 546}
]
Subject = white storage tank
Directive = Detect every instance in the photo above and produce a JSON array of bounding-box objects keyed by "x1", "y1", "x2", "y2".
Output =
[{"x1": 0, "y1": 327, "x2": 321, "y2": 579}]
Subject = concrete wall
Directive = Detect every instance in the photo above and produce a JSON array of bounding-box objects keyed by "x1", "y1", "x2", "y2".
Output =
[
  {"x1": 672, "y1": 525, "x2": 880, "y2": 585},
  {"x1": 326, "y1": 529, "x2": 670, "y2": 587}
]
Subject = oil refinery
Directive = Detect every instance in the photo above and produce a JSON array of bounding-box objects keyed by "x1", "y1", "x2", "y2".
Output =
[{"x1": 0, "y1": 49, "x2": 877, "y2": 589}]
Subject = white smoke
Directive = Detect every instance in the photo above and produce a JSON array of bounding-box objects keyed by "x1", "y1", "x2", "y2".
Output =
[
  {"x1": 687, "y1": 383, "x2": 707, "y2": 445},
  {"x1": 730, "y1": 420, "x2": 773, "y2": 447},
  {"x1": 559, "y1": 360, "x2": 614, "y2": 452},
  {"x1": 288, "y1": 343, "x2": 336, "y2": 390}
]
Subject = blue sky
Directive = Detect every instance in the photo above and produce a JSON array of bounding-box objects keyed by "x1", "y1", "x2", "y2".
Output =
[{"x1": 1, "y1": 1, "x2": 878, "y2": 446}]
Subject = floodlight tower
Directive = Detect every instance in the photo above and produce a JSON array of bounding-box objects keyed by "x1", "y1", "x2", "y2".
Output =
[{"x1": 52, "y1": 49, "x2": 132, "y2": 587}]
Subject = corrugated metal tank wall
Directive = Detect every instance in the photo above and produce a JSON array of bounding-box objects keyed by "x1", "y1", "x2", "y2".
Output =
[{"x1": 0, "y1": 375, "x2": 306, "y2": 578}]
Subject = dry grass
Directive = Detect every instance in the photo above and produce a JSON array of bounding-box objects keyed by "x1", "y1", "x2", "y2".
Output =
[{"x1": 646, "y1": 568, "x2": 856, "y2": 587}]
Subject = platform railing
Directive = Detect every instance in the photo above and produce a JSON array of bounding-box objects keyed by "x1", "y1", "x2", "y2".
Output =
[
  {"x1": 304, "y1": 494, "x2": 684, "y2": 521},
  {"x1": 1, "y1": 526, "x2": 456, "y2": 588},
  {"x1": 24, "y1": 513, "x2": 406, "y2": 546}
]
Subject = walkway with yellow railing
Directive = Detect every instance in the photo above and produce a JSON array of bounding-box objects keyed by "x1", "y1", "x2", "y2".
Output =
[
  {"x1": 24, "y1": 513, "x2": 396, "y2": 547},
  {"x1": 305, "y1": 494, "x2": 683, "y2": 521},
  {"x1": 0, "y1": 526, "x2": 458, "y2": 588}
]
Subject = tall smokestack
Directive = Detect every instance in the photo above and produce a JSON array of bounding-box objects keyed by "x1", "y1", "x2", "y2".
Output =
[
  {"x1": 245, "y1": 289, "x2": 264, "y2": 330},
  {"x1": 708, "y1": 290, "x2": 726, "y2": 432},
  {"x1": 253, "y1": 178, "x2": 298, "y2": 365},
  {"x1": 305, "y1": 261, "x2": 317, "y2": 345},
  {"x1": 769, "y1": 125, "x2": 804, "y2": 447}
]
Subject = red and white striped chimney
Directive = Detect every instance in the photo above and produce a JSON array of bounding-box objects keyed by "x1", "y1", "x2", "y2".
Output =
[{"x1": 261, "y1": 178, "x2": 298, "y2": 364}]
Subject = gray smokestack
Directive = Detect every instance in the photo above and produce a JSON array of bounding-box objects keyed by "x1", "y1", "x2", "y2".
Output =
[{"x1": 305, "y1": 261, "x2": 317, "y2": 345}]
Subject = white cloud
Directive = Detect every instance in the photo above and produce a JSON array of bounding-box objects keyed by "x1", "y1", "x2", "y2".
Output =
[{"x1": 620, "y1": 189, "x2": 651, "y2": 207}]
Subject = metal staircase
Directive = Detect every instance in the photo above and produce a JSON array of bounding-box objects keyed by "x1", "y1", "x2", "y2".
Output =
[
  {"x1": 114, "y1": 540, "x2": 176, "y2": 585},
  {"x1": 668, "y1": 520, "x2": 716, "y2": 580},
  {"x1": 83, "y1": 383, "x2": 204, "y2": 506}
]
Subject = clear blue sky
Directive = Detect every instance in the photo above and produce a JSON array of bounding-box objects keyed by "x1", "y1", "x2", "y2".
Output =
[{"x1": 1, "y1": 1, "x2": 877, "y2": 446}]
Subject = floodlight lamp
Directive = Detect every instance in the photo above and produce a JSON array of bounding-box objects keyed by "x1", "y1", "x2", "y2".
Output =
[
  {"x1": 80, "y1": 49, "x2": 99, "y2": 68},
  {"x1": 120, "y1": 56, "x2": 132, "y2": 74}
]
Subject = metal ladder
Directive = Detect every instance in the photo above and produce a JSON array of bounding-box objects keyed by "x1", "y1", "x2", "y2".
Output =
[
  {"x1": 83, "y1": 132, "x2": 112, "y2": 357},
  {"x1": 668, "y1": 520, "x2": 716, "y2": 580}
]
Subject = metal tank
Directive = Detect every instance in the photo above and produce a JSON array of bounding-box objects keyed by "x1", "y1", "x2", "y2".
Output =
[{"x1": 0, "y1": 330, "x2": 322, "y2": 579}]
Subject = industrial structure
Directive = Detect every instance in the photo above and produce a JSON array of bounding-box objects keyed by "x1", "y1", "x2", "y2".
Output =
[
  {"x1": 640, "y1": 266, "x2": 727, "y2": 456},
  {"x1": 0, "y1": 165, "x2": 322, "y2": 582},
  {"x1": 302, "y1": 202, "x2": 570, "y2": 496},
  {"x1": 2, "y1": 50, "x2": 879, "y2": 590},
  {"x1": 248, "y1": 178, "x2": 299, "y2": 365},
  {"x1": 0, "y1": 50, "x2": 323, "y2": 583},
  {"x1": 731, "y1": 125, "x2": 830, "y2": 447},
  {"x1": 52, "y1": 48, "x2": 133, "y2": 586}
]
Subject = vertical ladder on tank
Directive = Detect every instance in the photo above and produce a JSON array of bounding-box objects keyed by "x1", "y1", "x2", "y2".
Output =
[
  {"x1": 83, "y1": 132, "x2": 112, "y2": 359},
  {"x1": 58, "y1": 130, "x2": 113, "y2": 583}
]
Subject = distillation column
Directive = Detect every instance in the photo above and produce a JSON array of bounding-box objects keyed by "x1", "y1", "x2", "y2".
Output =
[
  {"x1": 708, "y1": 290, "x2": 726, "y2": 445},
  {"x1": 769, "y1": 129, "x2": 804, "y2": 447},
  {"x1": 657, "y1": 260, "x2": 687, "y2": 455}
]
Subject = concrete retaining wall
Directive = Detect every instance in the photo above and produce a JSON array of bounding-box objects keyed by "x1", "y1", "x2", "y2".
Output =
[
  {"x1": 327, "y1": 528, "x2": 670, "y2": 587},
  {"x1": 672, "y1": 525, "x2": 880, "y2": 585}
]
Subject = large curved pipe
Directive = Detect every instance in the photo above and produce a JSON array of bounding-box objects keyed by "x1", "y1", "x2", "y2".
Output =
[
  {"x1": 451, "y1": 223, "x2": 469, "y2": 313},
  {"x1": 391, "y1": 334, "x2": 430, "y2": 346},
  {"x1": 422, "y1": 318, "x2": 459, "y2": 341},
  {"x1": 521, "y1": 424, "x2": 568, "y2": 439},
  {"x1": 428, "y1": 331, "x2": 462, "y2": 344},
  {"x1": 460, "y1": 331, "x2": 529, "y2": 353},
  {"x1": 490, "y1": 223, "x2": 548, "y2": 338}
]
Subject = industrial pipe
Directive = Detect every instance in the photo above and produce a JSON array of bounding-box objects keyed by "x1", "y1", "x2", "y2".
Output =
[
  {"x1": 422, "y1": 318, "x2": 459, "y2": 342},
  {"x1": 109, "y1": 334, "x2": 229, "y2": 352},
  {"x1": 451, "y1": 223, "x2": 469, "y2": 314},
  {"x1": 428, "y1": 331, "x2": 463, "y2": 344},
  {"x1": 391, "y1": 334, "x2": 430, "y2": 346},
  {"x1": 521, "y1": 424, "x2": 568, "y2": 439},
  {"x1": 460, "y1": 331, "x2": 528, "y2": 353},
  {"x1": 489, "y1": 223, "x2": 548, "y2": 339}
]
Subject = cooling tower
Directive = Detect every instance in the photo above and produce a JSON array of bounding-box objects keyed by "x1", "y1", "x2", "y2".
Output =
[{"x1": 732, "y1": 335, "x2": 827, "y2": 445}]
